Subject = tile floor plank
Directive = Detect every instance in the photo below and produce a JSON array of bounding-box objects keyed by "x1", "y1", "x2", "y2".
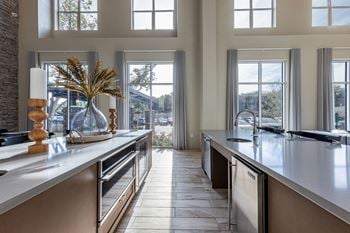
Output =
[{"x1": 115, "y1": 150, "x2": 229, "y2": 233}]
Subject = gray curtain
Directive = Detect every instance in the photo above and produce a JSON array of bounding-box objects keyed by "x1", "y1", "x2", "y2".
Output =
[
  {"x1": 317, "y1": 48, "x2": 334, "y2": 131},
  {"x1": 226, "y1": 49, "x2": 239, "y2": 130},
  {"x1": 115, "y1": 51, "x2": 126, "y2": 129},
  {"x1": 173, "y1": 51, "x2": 187, "y2": 150},
  {"x1": 87, "y1": 51, "x2": 99, "y2": 77},
  {"x1": 288, "y1": 49, "x2": 302, "y2": 130}
]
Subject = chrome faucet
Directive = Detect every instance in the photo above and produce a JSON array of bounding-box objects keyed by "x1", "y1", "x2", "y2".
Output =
[{"x1": 234, "y1": 109, "x2": 259, "y2": 137}]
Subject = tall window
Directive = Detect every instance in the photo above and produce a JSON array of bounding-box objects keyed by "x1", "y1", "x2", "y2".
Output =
[
  {"x1": 332, "y1": 61, "x2": 350, "y2": 130},
  {"x1": 57, "y1": 0, "x2": 98, "y2": 31},
  {"x1": 238, "y1": 61, "x2": 285, "y2": 128},
  {"x1": 312, "y1": 0, "x2": 350, "y2": 27},
  {"x1": 44, "y1": 63, "x2": 88, "y2": 136},
  {"x1": 127, "y1": 63, "x2": 174, "y2": 147},
  {"x1": 132, "y1": 0, "x2": 175, "y2": 30},
  {"x1": 234, "y1": 0, "x2": 276, "y2": 29}
]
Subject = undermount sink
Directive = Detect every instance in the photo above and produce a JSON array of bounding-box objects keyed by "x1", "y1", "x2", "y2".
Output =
[
  {"x1": 0, "y1": 170, "x2": 7, "y2": 176},
  {"x1": 227, "y1": 138, "x2": 252, "y2": 143}
]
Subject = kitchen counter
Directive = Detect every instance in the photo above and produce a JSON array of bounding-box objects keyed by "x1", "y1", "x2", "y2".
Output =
[
  {"x1": 0, "y1": 130, "x2": 151, "y2": 215},
  {"x1": 202, "y1": 129, "x2": 350, "y2": 225}
]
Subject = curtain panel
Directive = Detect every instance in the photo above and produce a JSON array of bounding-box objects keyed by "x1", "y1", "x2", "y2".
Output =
[
  {"x1": 288, "y1": 48, "x2": 302, "y2": 130},
  {"x1": 115, "y1": 51, "x2": 126, "y2": 129},
  {"x1": 173, "y1": 51, "x2": 187, "y2": 150},
  {"x1": 317, "y1": 48, "x2": 334, "y2": 131},
  {"x1": 226, "y1": 49, "x2": 239, "y2": 130}
]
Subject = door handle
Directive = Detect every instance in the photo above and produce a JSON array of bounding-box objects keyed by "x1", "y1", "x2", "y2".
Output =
[{"x1": 228, "y1": 160, "x2": 237, "y2": 230}]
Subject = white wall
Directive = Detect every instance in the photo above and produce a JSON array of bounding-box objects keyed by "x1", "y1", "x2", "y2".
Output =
[
  {"x1": 18, "y1": 0, "x2": 201, "y2": 149},
  {"x1": 200, "y1": 0, "x2": 350, "y2": 131},
  {"x1": 18, "y1": 0, "x2": 350, "y2": 149}
]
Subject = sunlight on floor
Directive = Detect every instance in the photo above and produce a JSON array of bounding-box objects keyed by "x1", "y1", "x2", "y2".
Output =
[{"x1": 115, "y1": 149, "x2": 229, "y2": 233}]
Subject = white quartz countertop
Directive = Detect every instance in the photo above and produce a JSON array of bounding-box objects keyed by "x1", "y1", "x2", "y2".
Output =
[
  {"x1": 202, "y1": 129, "x2": 350, "y2": 225},
  {"x1": 0, "y1": 130, "x2": 151, "y2": 215}
]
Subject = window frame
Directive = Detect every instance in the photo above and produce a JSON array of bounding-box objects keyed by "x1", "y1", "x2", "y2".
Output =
[
  {"x1": 131, "y1": 0, "x2": 177, "y2": 30},
  {"x1": 234, "y1": 0, "x2": 276, "y2": 29},
  {"x1": 56, "y1": 0, "x2": 99, "y2": 31},
  {"x1": 332, "y1": 60, "x2": 350, "y2": 130},
  {"x1": 237, "y1": 60, "x2": 287, "y2": 128},
  {"x1": 124, "y1": 61, "x2": 175, "y2": 129},
  {"x1": 126, "y1": 61, "x2": 174, "y2": 147},
  {"x1": 312, "y1": 0, "x2": 350, "y2": 27},
  {"x1": 42, "y1": 62, "x2": 89, "y2": 135}
]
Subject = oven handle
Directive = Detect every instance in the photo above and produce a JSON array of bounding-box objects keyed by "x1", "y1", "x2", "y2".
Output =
[{"x1": 100, "y1": 151, "x2": 139, "y2": 182}]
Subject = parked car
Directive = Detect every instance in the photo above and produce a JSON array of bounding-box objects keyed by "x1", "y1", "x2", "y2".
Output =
[
  {"x1": 260, "y1": 117, "x2": 281, "y2": 127},
  {"x1": 51, "y1": 114, "x2": 64, "y2": 124},
  {"x1": 167, "y1": 117, "x2": 173, "y2": 126},
  {"x1": 158, "y1": 117, "x2": 168, "y2": 126}
]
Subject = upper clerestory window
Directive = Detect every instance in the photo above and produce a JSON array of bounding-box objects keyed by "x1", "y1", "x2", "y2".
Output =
[
  {"x1": 132, "y1": 0, "x2": 176, "y2": 30},
  {"x1": 312, "y1": 0, "x2": 350, "y2": 27},
  {"x1": 234, "y1": 0, "x2": 276, "y2": 29},
  {"x1": 56, "y1": 0, "x2": 98, "y2": 31}
]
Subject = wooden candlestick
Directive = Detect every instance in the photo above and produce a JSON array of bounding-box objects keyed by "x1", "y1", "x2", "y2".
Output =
[
  {"x1": 109, "y1": 108, "x2": 117, "y2": 134},
  {"x1": 28, "y1": 99, "x2": 49, "y2": 154}
]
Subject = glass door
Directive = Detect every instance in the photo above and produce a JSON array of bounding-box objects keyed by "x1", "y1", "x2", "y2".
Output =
[{"x1": 127, "y1": 63, "x2": 174, "y2": 147}]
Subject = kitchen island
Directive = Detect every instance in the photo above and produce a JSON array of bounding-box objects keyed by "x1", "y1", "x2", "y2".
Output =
[
  {"x1": 202, "y1": 130, "x2": 350, "y2": 233},
  {"x1": 0, "y1": 130, "x2": 152, "y2": 233}
]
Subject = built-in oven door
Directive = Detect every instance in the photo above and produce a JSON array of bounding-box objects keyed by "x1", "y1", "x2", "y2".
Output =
[
  {"x1": 99, "y1": 152, "x2": 137, "y2": 222},
  {"x1": 136, "y1": 136, "x2": 148, "y2": 191}
]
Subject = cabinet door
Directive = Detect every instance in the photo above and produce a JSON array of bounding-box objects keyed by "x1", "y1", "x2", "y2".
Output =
[{"x1": 0, "y1": 165, "x2": 98, "y2": 233}]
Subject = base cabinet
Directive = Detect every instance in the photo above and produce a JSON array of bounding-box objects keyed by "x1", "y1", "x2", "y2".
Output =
[
  {"x1": 268, "y1": 177, "x2": 350, "y2": 233},
  {"x1": 0, "y1": 165, "x2": 98, "y2": 233}
]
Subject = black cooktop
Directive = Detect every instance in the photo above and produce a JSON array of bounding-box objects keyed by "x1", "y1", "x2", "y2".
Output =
[{"x1": 0, "y1": 129, "x2": 55, "y2": 147}]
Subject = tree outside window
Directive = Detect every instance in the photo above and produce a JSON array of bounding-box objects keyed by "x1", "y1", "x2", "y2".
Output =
[
  {"x1": 57, "y1": 0, "x2": 98, "y2": 31},
  {"x1": 237, "y1": 62, "x2": 285, "y2": 128},
  {"x1": 128, "y1": 63, "x2": 174, "y2": 147}
]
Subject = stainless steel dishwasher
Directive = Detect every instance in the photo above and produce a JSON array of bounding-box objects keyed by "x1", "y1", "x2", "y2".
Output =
[
  {"x1": 201, "y1": 135, "x2": 211, "y2": 179},
  {"x1": 229, "y1": 157, "x2": 266, "y2": 233}
]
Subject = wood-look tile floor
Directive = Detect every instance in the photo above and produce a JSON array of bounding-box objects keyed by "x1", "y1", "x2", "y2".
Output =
[{"x1": 115, "y1": 149, "x2": 230, "y2": 233}]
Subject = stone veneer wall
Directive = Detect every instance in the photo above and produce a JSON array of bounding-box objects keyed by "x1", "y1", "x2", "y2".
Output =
[{"x1": 0, "y1": 0, "x2": 18, "y2": 131}]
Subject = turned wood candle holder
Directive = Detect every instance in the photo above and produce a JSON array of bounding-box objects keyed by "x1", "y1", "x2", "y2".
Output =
[
  {"x1": 28, "y1": 99, "x2": 49, "y2": 154},
  {"x1": 109, "y1": 108, "x2": 117, "y2": 134}
]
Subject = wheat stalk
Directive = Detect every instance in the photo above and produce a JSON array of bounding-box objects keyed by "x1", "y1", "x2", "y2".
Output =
[{"x1": 54, "y1": 57, "x2": 124, "y2": 100}]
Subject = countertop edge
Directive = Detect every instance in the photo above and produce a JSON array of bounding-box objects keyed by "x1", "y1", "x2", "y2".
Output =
[
  {"x1": 0, "y1": 131, "x2": 151, "y2": 215},
  {"x1": 203, "y1": 131, "x2": 350, "y2": 225}
]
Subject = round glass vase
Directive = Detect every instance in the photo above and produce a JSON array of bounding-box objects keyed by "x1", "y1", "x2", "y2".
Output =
[{"x1": 71, "y1": 98, "x2": 108, "y2": 136}]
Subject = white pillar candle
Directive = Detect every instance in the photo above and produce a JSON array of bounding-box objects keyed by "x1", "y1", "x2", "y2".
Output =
[
  {"x1": 109, "y1": 96, "x2": 116, "y2": 109},
  {"x1": 30, "y1": 68, "x2": 47, "y2": 99}
]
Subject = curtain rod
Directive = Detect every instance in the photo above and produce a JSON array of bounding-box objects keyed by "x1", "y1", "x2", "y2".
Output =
[
  {"x1": 237, "y1": 48, "x2": 292, "y2": 51},
  {"x1": 123, "y1": 50, "x2": 176, "y2": 53},
  {"x1": 333, "y1": 47, "x2": 350, "y2": 50},
  {"x1": 35, "y1": 50, "x2": 91, "y2": 53}
]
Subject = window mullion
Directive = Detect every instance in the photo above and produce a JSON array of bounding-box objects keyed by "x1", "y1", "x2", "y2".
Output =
[
  {"x1": 258, "y1": 62, "x2": 262, "y2": 127},
  {"x1": 329, "y1": 0, "x2": 332, "y2": 26},
  {"x1": 250, "y1": 0, "x2": 253, "y2": 28},
  {"x1": 77, "y1": 0, "x2": 80, "y2": 30},
  {"x1": 347, "y1": 62, "x2": 350, "y2": 130},
  {"x1": 150, "y1": 63, "x2": 154, "y2": 130},
  {"x1": 271, "y1": 0, "x2": 275, "y2": 27},
  {"x1": 152, "y1": 0, "x2": 155, "y2": 30}
]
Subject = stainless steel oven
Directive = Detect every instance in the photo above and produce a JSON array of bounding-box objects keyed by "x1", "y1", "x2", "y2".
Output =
[
  {"x1": 98, "y1": 142, "x2": 138, "y2": 222},
  {"x1": 136, "y1": 136, "x2": 149, "y2": 191}
]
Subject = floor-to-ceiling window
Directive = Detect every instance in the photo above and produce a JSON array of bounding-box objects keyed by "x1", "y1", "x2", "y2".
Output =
[
  {"x1": 127, "y1": 63, "x2": 174, "y2": 147},
  {"x1": 44, "y1": 63, "x2": 88, "y2": 136},
  {"x1": 238, "y1": 61, "x2": 286, "y2": 128},
  {"x1": 332, "y1": 61, "x2": 350, "y2": 130}
]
